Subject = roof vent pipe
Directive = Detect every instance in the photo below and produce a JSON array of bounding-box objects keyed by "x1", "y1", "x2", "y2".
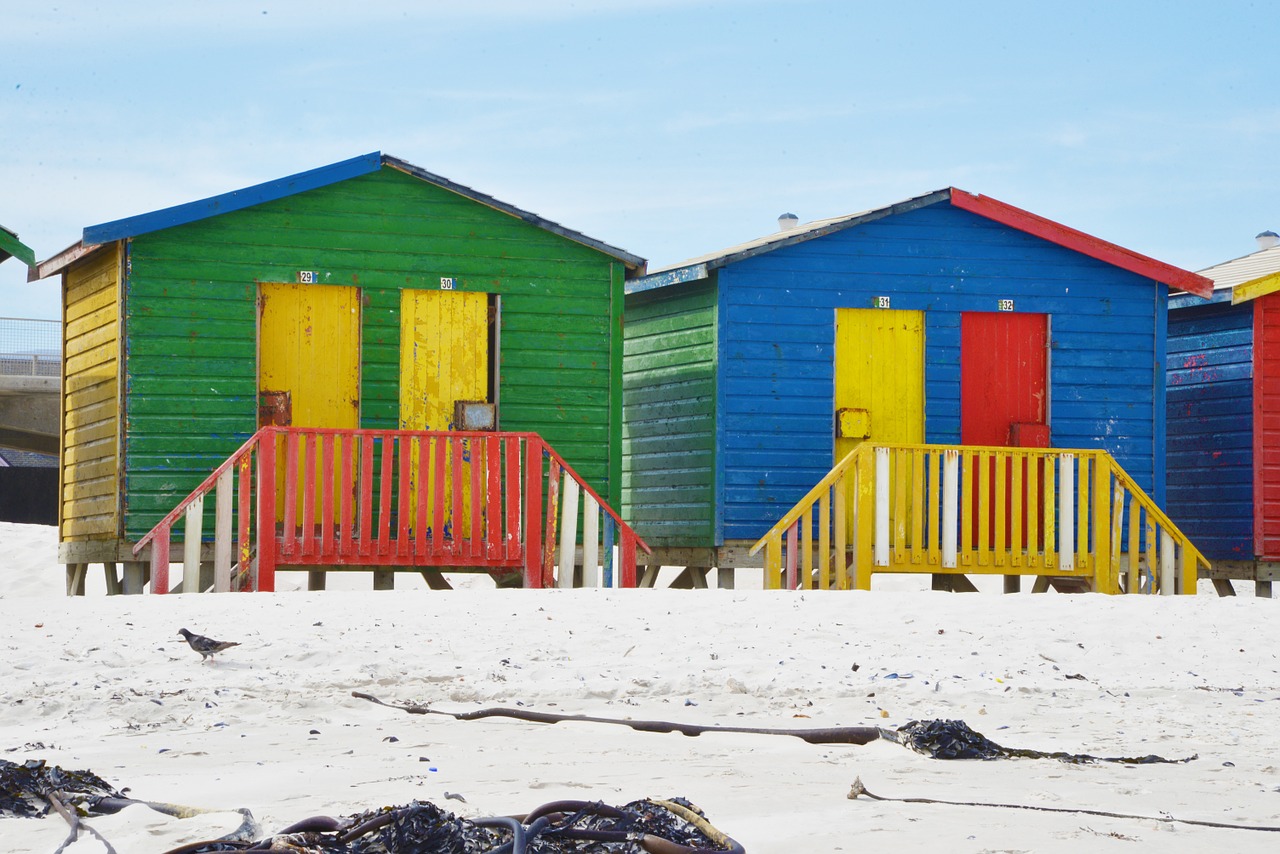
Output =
[
  {"x1": 1257, "y1": 231, "x2": 1280, "y2": 250},
  {"x1": 778, "y1": 213, "x2": 799, "y2": 232}
]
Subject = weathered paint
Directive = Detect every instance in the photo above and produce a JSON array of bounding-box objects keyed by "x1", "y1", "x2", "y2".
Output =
[
  {"x1": 398, "y1": 289, "x2": 488, "y2": 432},
  {"x1": 1166, "y1": 299, "x2": 1254, "y2": 559},
  {"x1": 688, "y1": 202, "x2": 1170, "y2": 542},
  {"x1": 621, "y1": 281, "x2": 717, "y2": 547},
  {"x1": 1254, "y1": 292, "x2": 1280, "y2": 558},
  {"x1": 259, "y1": 282, "x2": 361, "y2": 429},
  {"x1": 62, "y1": 243, "x2": 122, "y2": 540},
  {"x1": 834, "y1": 308, "x2": 925, "y2": 461},
  {"x1": 960, "y1": 312, "x2": 1048, "y2": 445},
  {"x1": 258, "y1": 282, "x2": 360, "y2": 520},
  {"x1": 112, "y1": 165, "x2": 626, "y2": 543}
]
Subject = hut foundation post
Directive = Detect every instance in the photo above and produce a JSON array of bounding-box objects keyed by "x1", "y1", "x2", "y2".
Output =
[
  {"x1": 373, "y1": 569, "x2": 394, "y2": 590},
  {"x1": 65, "y1": 564, "x2": 87, "y2": 596},
  {"x1": 122, "y1": 562, "x2": 148, "y2": 594},
  {"x1": 717, "y1": 567, "x2": 735, "y2": 589},
  {"x1": 308, "y1": 571, "x2": 327, "y2": 591},
  {"x1": 103, "y1": 562, "x2": 122, "y2": 595}
]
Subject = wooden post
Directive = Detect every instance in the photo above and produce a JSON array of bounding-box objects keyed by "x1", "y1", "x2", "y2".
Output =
[
  {"x1": 183, "y1": 495, "x2": 204, "y2": 594},
  {"x1": 257, "y1": 431, "x2": 277, "y2": 592},
  {"x1": 581, "y1": 493, "x2": 599, "y2": 588},
  {"x1": 214, "y1": 469, "x2": 233, "y2": 592},
  {"x1": 558, "y1": 475, "x2": 580, "y2": 589},
  {"x1": 151, "y1": 525, "x2": 171, "y2": 595}
]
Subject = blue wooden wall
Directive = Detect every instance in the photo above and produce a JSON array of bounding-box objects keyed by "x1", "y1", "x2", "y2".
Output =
[
  {"x1": 716, "y1": 202, "x2": 1169, "y2": 541},
  {"x1": 1166, "y1": 299, "x2": 1254, "y2": 560}
]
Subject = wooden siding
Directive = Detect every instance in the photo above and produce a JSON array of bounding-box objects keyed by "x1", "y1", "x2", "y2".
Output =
[
  {"x1": 122, "y1": 167, "x2": 619, "y2": 541},
  {"x1": 716, "y1": 203, "x2": 1166, "y2": 541},
  {"x1": 62, "y1": 244, "x2": 121, "y2": 540},
  {"x1": 1254, "y1": 293, "x2": 1280, "y2": 558},
  {"x1": 622, "y1": 281, "x2": 717, "y2": 547},
  {"x1": 1165, "y1": 300, "x2": 1254, "y2": 560}
]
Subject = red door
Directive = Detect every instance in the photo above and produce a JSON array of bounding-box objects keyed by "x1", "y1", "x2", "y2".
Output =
[{"x1": 962, "y1": 312, "x2": 1049, "y2": 548}]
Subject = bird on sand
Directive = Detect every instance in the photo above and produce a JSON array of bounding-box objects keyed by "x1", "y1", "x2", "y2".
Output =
[{"x1": 177, "y1": 628, "x2": 240, "y2": 663}]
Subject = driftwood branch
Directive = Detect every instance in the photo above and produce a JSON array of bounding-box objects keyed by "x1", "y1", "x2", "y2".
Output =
[{"x1": 351, "y1": 690, "x2": 887, "y2": 744}]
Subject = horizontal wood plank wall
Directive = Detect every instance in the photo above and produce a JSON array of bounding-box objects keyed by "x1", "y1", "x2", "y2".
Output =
[
  {"x1": 124, "y1": 168, "x2": 619, "y2": 541},
  {"x1": 62, "y1": 244, "x2": 122, "y2": 541},
  {"x1": 1253, "y1": 293, "x2": 1280, "y2": 559},
  {"x1": 622, "y1": 281, "x2": 717, "y2": 547},
  {"x1": 1165, "y1": 299, "x2": 1254, "y2": 560},
  {"x1": 717, "y1": 203, "x2": 1166, "y2": 541}
]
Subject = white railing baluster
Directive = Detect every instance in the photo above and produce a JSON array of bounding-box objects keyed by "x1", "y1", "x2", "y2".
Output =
[
  {"x1": 1058, "y1": 453, "x2": 1075, "y2": 572},
  {"x1": 582, "y1": 492, "x2": 599, "y2": 587},
  {"x1": 183, "y1": 496, "x2": 204, "y2": 593},
  {"x1": 1160, "y1": 529, "x2": 1175, "y2": 595},
  {"x1": 942, "y1": 449, "x2": 959, "y2": 568},
  {"x1": 558, "y1": 473, "x2": 580, "y2": 588},
  {"x1": 874, "y1": 446, "x2": 890, "y2": 567},
  {"x1": 214, "y1": 469, "x2": 233, "y2": 593}
]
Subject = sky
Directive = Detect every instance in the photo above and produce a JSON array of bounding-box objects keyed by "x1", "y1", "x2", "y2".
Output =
[{"x1": 2, "y1": 0, "x2": 1278, "y2": 320}]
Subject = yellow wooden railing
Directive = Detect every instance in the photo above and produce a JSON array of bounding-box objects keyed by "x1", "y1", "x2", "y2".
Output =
[{"x1": 748, "y1": 443, "x2": 1209, "y2": 594}]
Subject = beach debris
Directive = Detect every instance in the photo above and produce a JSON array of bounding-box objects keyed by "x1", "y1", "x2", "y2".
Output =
[
  {"x1": 848, "y1": 776, "x2": 1280, "y2": 833},
  {"x1": 158, "y1": 797, "x2": 743, "y2": 853},
  {"x1": 353, "y1": 692, "x2": 1196, "y2": 765},
  {"x1": 177, "y1": 628, "x2": 240, "y2": 663}
]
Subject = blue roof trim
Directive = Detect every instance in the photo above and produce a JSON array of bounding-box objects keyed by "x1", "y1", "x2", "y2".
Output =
[
  {"x1": 625, "y1": 263, "x2": 709, "y2": 295},
  {"x1": 82, "y1": 152, "x2": 383, "y2": 244},
  {"x1": 1169, "y1": 290, "x2": 1228, "y2": 310}
]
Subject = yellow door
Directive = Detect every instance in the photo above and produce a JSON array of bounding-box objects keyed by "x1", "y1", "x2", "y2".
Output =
[
  {"x1": 400, "y1": 290, "x2": 488, "y2": 538},
  {"x1": 834, "y1": 308, "x2": 924, "y2": 461},
  {"x1": 399, "y1": 290, "x2": 488, "y2": 431},
  {"x1": 259, "y1": 283, "x2": 361, "y2": 519}
]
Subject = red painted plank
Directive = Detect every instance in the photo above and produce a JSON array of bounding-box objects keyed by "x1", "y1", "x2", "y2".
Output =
[
  {"x1": 320, "y1": 434, "x2": 335, "y2": 558},
  {"x1": 359, "y1": 435, "x2": 374, "y2": 557},
  {"x1": 506, "y1": 437, "x2": 522, "y2": 560},
  {"x1": 256, "y1": 432, "x2": 277, "y2": 592},
  {"x1": 523, "y1": 439, "x2": 543, "y2": 588},
  {"x1": 415, "y1": 436, "x2": 429, "y2": 558},
  {"x1": 1254, "y1": 294, "x2": 1280, "y2": 558},
  {"x1": 486, "y1": 435, "x2": 501, "y2": 560},
  {"x1": 451, "y1": 439, "x2": 464, "y2": 556},
  {"x1": 470, "y1": 439, "x2": 483, "y2": 559},
  {"x1": 397, "y1": 435, "x2": 412, "y2": 558},
  {"x1": 619, "y1": 528, "x2": 637, "y2": 588},
  {"x1": 150, "y1": 524, "x2": 170, "y2": 595},
  {"x1": 301, "y1": 433, "x2": 317, "y2": 557},
  {"x1": 432, "y1": 437, "x2": 447, "y2": 556},
  {"x1": 949, "y1": 189, "x2": 1213, "y2": 298},
  {"x1": 281, "y1": 432, "x2": 300, "y2": 558},
  {"x1": 339, "y1": 434, "x2": 355, "y2": 556}
]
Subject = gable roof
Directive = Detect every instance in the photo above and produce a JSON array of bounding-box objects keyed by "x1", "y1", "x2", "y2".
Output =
[
  {"x1": 34, "y1": 152, "x2": 645, "y2": 279},
  {"x1": 0, "y1": 225, "x2": 35, "y2": 267},
  {"x1": 628, "y1": 188, "x2": 1212, "y2": 299}
]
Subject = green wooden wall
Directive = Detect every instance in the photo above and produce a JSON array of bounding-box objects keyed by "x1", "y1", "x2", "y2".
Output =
[
  {"x1": 122, "y1": 167, "x2": 622, "y2": 540},
  {"x1": 622, "y1": 281, "x2": 718, "y2": 547}
]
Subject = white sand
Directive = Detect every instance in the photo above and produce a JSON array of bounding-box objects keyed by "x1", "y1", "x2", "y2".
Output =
[{"x1": 1, "y1": 520, "x2": 1278, "y2": 852}]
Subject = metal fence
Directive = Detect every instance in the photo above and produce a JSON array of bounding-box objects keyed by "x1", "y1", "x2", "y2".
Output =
[{"x1": 0, "y1": 317, "x2": 59, "y2": 376}]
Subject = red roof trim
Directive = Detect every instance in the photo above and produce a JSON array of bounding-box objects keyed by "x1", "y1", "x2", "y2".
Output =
[{"x1": 949, "y1": 189, "x2": 1213, "y2": 299}]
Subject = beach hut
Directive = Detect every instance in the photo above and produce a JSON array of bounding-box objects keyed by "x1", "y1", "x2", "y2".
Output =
[
  {"x1": 1166, "y1": 232, "x2": 1280, "y2": 596},
  {"x1": 33, "y1": 152, "x2": 647, "y2": 593},
  {"x1": 624, "y1": 188, "x2": 1212, "y2": 591}
]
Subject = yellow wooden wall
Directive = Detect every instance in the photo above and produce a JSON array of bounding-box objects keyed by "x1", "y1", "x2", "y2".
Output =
[{"x1": 61, "y1": 244, "x2": 122, "y2": 541}]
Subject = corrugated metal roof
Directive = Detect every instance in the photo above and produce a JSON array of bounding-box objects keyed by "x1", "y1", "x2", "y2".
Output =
[{"x1": 1197, "y1": 244, "x2": 1280, "y2": 291}]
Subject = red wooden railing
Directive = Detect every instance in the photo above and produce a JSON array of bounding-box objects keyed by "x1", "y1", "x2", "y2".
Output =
[{"x1": 133, "y1": 427, "x2": 649, "y2": 593}]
